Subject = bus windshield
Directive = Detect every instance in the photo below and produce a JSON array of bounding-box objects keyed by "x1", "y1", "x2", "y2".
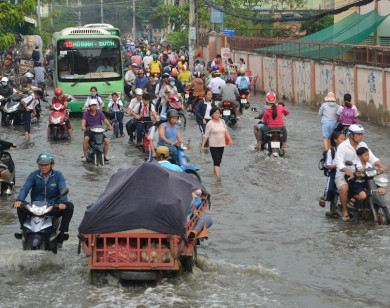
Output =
[{"x1": 57, "y1": 38, "x2": 122, "y2": 81}]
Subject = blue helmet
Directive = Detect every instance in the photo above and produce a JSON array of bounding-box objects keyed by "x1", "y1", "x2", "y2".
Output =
[{"x1": 212, "y1": 65, "x2": 219, "y2": 71}]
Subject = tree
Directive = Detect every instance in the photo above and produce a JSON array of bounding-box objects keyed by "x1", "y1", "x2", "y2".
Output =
[
  {"x1": 300, "y1": 15, "x2": 334, "y2": 35},
  {"x1": 0, "y1": 0, "x2": 36, "y2": 50}
]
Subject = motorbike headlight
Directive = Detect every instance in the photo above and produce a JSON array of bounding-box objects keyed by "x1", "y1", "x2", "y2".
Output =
[
  {"x1": 51, "y1": 117, "x2": 62, "y2": 124},
  {"x1": 4, "y1": 104, "x2": 18, "y2": 113},
  {"x1": 90, "y1": 127, "x2": 105, "y2": 133},
  {"x1": 28, "y1": 204, "x2": 53, "y2": 216},
  {"x1": 365, "y1": 169, "x2": 378, "y2": 177}
]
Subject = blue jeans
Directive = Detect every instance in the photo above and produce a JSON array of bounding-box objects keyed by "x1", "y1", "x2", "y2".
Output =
[
  {"x1": 136, "y1": 117, "x2": 152, "y2": 143},
  {"x1": 24, "y1": 110, "x2": 32, "y2": 133}
]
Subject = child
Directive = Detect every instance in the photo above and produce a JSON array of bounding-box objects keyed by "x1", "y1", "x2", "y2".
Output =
[
  {"x1": 335, "y1": 93, "x2": 359, "y2": 131},
  {"x1": 146, "y1": 113, "x2": 167, "y2": 161},
  {"x1": 319, "y1": 131, "x2": 346, "y2": 207},
  {"x1": 353, "y1": 147, "x2": 386, "y2": 201},
  {"x1": 106, "y1": 92, "x2": 124, "y2": 137}
]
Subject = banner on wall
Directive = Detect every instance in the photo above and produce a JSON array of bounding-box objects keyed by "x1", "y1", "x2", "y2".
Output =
[{"x1": 221, "y1": 48, "x2": 231, "y2": 59}]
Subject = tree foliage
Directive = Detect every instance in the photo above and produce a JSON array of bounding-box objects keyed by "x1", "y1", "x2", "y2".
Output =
[
  {"x1": 300, "y1": 15, "x2": 334, "y2": 35},
  {"x1": 0, "y1": 0, "x2": 36, "y2": 50}
]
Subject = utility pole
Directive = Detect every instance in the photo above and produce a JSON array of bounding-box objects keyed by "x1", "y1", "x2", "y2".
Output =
[
  {"x1": 188, "y1": 0, "x2": 197, "y2": 70},
  {"x1": 37, "y1": 0, "x2": 41, "y2": 33},
  {"x1": 50, "y1": 3, "x2": 53, "y2": 26},
  {"x1": 78, "y1": 0, "x2": 82, "y2": 26},
  {"x1": 132, "y1": 0, "x2": 136, "y2": 39},
  {"x1": 101, "y1": 0, "x2": 104, "y2": 23}
]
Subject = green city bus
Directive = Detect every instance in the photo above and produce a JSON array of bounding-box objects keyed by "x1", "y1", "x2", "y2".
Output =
[
  {"x1": 83, "y1": 23, "x2": 121, "y2": 38},
  {"x1": 52, "y1": 27, "x2": 124, "y2": 115}
]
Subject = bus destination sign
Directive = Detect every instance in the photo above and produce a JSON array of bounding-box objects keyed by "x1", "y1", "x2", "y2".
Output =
[{"x1": 61, "y1": 40, "x2": 117, "y2": 49}]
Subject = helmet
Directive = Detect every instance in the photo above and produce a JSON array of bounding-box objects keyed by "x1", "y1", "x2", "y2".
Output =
[
  {"x1": 180, "y1": 55, "x2": 185, "y2": 60},
  {"x1": 162, "y1": 73, "x2": 170, "y2": 79},
  {"x1": 182, "y1": 65, "x2": 187, "y2": 71},
  {"x1": 194, "y1": 71, "x2": 201, "y2": 78},
  {"x1": 212, "y1": 65, "x2": 219, "y2": 71},
  {"x1": 138, "y1": 69, "x2": 144, "y2": 74},
  {"x1": 171, "y1": 68, "x2": 178, "y2": 77},
  {"x1": 239, "y1": 67, "x2": 246, "y2": 74},
  {"x1": 226, "y1": 75, "x2": 233, "y2": 83},
  {"x1": 168, "y1": 77, "x2": 175, "y2": 82},
  {"x1": 37, "y1": 152, "x2": 54, "y2": 165},
  {"x1": 54, "y1": 88, "x2": 63, "y2": 97},
  {"x1": 167, "y1": 109, "x2": 179, "y2": 118},
  {"x1": 1, "y1": 77, "x2": 8, "y2": 83},
  {"x1": 348, "y1": 124, "x2": 365, "y2": 134},
  {"x1": 164, "y1": 66, "x2": 171, "y2": 73},
  {"x1": 20, "y1": 76, "x2": 28, "y2": 84},
  {"x1": 214, "y1": 70, "x2": 221, "y2": 76},
  {"x1": 135, "y1": 88, "x2": 143, "y2": 95},
  {"x1": 89, "y1": 98, "x2": 98, "y2": 106},
  {"x1": 265, "y1": 92, "x2": 277, "y2": 104},
  {"x1": 153, "y1": 54, "x2": 158, "y2": 60},
  {"x1": 171, "y1": 58, "x2": 179, "y2": 66},
  {"x1": 146, "y1": 51, "x2": 151, "y2": 56}
]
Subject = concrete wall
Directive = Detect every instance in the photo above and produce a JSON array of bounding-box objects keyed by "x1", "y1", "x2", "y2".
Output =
[{"x1": 228, "y1": 49, "x2": 390, "y2": 126}]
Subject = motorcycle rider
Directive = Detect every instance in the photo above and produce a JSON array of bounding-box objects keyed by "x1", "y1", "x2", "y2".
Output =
[
  {"x1": 21, "y1": 90, "x2": 43, "y2": 141},
  {"x1": 124, "y1": 63, "x2": 138, "y2": 100},
  {"x1": 106, "y1": 92, "x2": 124, "y2": 137},
  {"x1": 235, "y1": 67, "x2": 251, "y2": 104},
  {"x1": 135, "y1": 69, "x2": 148, "y2": 89},
  {"x1": 334, "y1": 124, "x2": 387, "y2": 221},
  {"x1": 0, "y1": 77, "x2": 14, "y2": 125},
  {"x1": 81, "y1": 99, "x2": 113, "y2": 162},
  {"x1": 0, "y1": 140, "x2": 16, "y2": 195},
  {"x1": 256, "y1": 92, "x2": 289, "y2": 150},
  {"x1": 142, "y1": 74, "x2": 158, "y2": 101},
  {"x1": 82, "y1": 86, "x2": 104, "y2": 111},
  {"x1": 33, "y1": 62, "x2": 48, "y2": 102},
  {"x1": 156, "y1": 146, "x2": 183, "y2": 172},
  {"x1": 130, "y1": 93, "x2": 159, "y2": 147},
  {"x1": 48, "y1": 88, "x2": 73, "y2": 139},
  {"x1": 126, "y1": 88, "x2": 143, "y2": 144},
  {"x1": 150, "y1": 54, "x2": 162, "y2": 74},
  {"x1": 16, "y1": 76, "x2": 33, "y2": 97},
  {"x1": 178, "y1": 65, "x2": 192, "y2": 86},
  {"x1": 158, "y1": 109, "x2": 184, "y2": 163},
  {"x1": 187, "y1": 71, "x2": 206, "y2": 112},
  {"x1": 220, "y1": 75, "x2": 239, "y2": 115},
  {"x1": 207, "y1": 70, "x2": 226, "y2": 101},
  {"x1": 13, "y1": 152, "x2": 74, "y2": 244}
]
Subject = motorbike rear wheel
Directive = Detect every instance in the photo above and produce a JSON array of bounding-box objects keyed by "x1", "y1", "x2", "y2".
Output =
[
  {"x1": 113, "y1": 122, "x2": 119, "y2": 138},
  {"x1": 177, "y1": 114, "x2": 186, "y2": 128},
  {"x1": 376, "y1": 206, "x2": 390, "y2": 225}
]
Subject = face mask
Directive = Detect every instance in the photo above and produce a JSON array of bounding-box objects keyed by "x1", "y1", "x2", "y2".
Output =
[
  {"x1": 170, "y1": 82, "x2": 175, "y2": 87},
  {"x1": 90, "y1": 92, "x2": 96, "y2": 97},
  {"x1": 1, "y1": 82, "x2": 7, "y2": 86}
]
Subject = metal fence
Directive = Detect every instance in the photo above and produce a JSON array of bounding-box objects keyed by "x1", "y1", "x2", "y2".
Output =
[{"x1": 227, "y1": 36, "x2": 390, "y2": 67}]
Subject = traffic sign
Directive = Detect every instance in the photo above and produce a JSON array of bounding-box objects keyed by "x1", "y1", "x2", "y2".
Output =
[{"x1": 223, "y1": 30, "x2": 235, "y2": 37}]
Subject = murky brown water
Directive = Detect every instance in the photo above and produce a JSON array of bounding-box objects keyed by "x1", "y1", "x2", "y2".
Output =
[{"x1": 0, "y1": 92, "x2": 389, "y2": 308}]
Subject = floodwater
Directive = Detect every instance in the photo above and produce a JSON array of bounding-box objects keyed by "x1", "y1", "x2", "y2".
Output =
[{"x1": 0, "y1": 92, "x2": 389, "y2": 308}]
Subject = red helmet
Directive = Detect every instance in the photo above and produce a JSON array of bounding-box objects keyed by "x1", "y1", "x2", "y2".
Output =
[
  {"x1": 171, "y1": 68, "x2": 179, "y2": 77},
  {"x1": 54, "y1": 88, "x2": 63, "y2": 97},
  {"x1": 266, "y1": 92, "x2": 277, "y2": 104},
  {"x1": 182, "y1": 65, "x2": 187, "y2": 71},
  {"x1": 138, "y1": 69, "x2": 144, "y2": 74}
]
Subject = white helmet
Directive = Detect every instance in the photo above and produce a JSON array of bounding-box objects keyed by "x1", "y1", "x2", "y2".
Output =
[
  {"x1": 348, "y1": 124, "x2": 365, "y2": 134},
  {"x1": 135, "y1": 88, "x2": 143, "y2": 95},
  {"x1": 89, "y1": 99, "x2": 98, "y2": 106},
  {"x1": 1, "y1": 77, "x2": 9, "y2": 83}
]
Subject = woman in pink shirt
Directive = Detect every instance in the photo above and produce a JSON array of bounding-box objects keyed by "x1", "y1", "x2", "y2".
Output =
[
  {"x1": 257, "y1": 92, "x2": 289, "y2": 149},
  {"x1": 200, "y1": 107, "x2": 232, "y2": 177}
]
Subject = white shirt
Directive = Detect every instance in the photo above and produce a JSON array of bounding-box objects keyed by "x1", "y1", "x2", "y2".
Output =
[
  {"x1": 353, "y1": 160, "x2": 373, "y2": 183},
  {"x1": 125, "y1": 70, "x2": 136, "y2": 84},
  {"x1": 208, "y1": 77, "x2": 226, "y2": 94},
  {"x1": 337, "y1": 105, "x2": 360, "y2": 117},
  {"x1": 148, "y1": 125, "x2": 160, "y2": 150},
  {"x1": 204, "y1": 101, "x2": 212, "y2": 120},
  {"x1": 143, "y1": 56, "x2": 153, "y2": 69},
  {"x1": 235, "y1": 76, "x2": 250, "y2": 90},
  {"x1": 128, "y1": 98, "x2": 141, "y2": 113},
  {"x1": 133, "y1": 101, "x2": 156, "y2": 117},
  {"x1": 23, "y1": 94, "x2": 37, "y2": 110},
  {"x1": 84, "y1": 96, "x2": 103, "y2": 109},
  {"x1": 107, "y1": 100, "x2": 123, "y2": 112},
  {"x1": 335, "y1": 138, "x2": 378, "y2": 179},
  {"x1": 325, "y1": 148, "x2": 336, "y2": 168}
]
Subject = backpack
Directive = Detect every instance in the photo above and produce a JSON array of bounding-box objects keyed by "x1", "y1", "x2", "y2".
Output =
[
  {"x1": 339, "y1": 106, "x2": 356, "y2": 124},
  {"x1": 32, "y1": 50, "x2": 39, "y2": 61},
  {"x1": 240, "y1": 76, "x2": 249, "y2": 90},
  {"x1": 318, "y1": 147, "x2": 336, "y2": 176}
]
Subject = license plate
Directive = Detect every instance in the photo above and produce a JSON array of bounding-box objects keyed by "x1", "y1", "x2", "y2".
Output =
[
  {"x1": 271, "y1": 141, "x2": 280, "y2": 148},
  {"x1": 241, "y1": 99, "x2": 247, "y2": 104},
  {"x1": 223, "y1": 110, "x2": 231, "y2": 116},
  {"x1": 185, "y1": 94, "x2": 189, "y2": 99}
]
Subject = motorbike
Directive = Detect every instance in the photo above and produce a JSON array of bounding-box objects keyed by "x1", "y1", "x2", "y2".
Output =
[
  {"x1": 327, "y1": 161, "x2": 390, "y2": 224},
  {"x1": 0, "y1": 148, "x2": 15, "y2": 196},
  {"x1": 86, "y1": 125, "x2": 106, "y2": 166},
  {"x1": 183, "y1": 85, "x2": 190, "y2": 110},
  {"x1": 3, "y1": 94, "x2": 25, "y2": 126},
  {"x1": 260, "y1": 127, "x2": 285, "y2": 157},
  {"x1": 48, "y1": 103, "x2": 69, "y2": 140},
  {"x1": 220, "y1": 100, "x2": 237, "y2": 127},
  {"x1": 167, "y1": 95, "x2": 186, "y2": 127},
  {"x1": 107, "y1": 111, "x2": 123, "y2": 139},
  {"x1": 187, "y1": 90, "x2": 202, "y2": 114},
  {"x1": 171, "y1": 139, "x2": 201, "y2": 183},
  {"x1": 239, "y1": 92, "x2": 250, "y2": 113},
  {"x1": 15, "y1": 188, "x2": 69, "y2": 253}
]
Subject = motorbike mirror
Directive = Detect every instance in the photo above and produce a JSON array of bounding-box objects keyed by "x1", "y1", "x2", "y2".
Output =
[
  {"x1": 345, "y1": 161, "x2": 353, "y2": 166},
  {"x1": 60, "y1": 188, "x2": 69, "y2": 196},
  {"x1": 187, "y1": 138, "x2": 191, "y2": 144},
  {"x1": 67, "y1": 97, "x2": 72, "y2": 102}
]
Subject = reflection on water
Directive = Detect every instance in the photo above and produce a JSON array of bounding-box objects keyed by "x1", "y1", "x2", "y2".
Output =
[{"x1": 0, "y1": 93, "x2": 389, "y2": 307}]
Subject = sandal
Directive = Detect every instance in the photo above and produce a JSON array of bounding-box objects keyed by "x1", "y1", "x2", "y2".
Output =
[
  {"x1": 348, "y1": 198, "x2": 356, "y2": 207},
  {"x1": 341, "y1": 215, "x2": 351, "y2": 222},
  {"x1": 319, "y1": 197, "x2": 326, "y2": 207}
]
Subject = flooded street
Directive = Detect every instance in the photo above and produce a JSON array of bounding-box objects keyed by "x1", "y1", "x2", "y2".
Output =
[{"x1": 1, "y1": 93, "x2": 390, "y2": 308}]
